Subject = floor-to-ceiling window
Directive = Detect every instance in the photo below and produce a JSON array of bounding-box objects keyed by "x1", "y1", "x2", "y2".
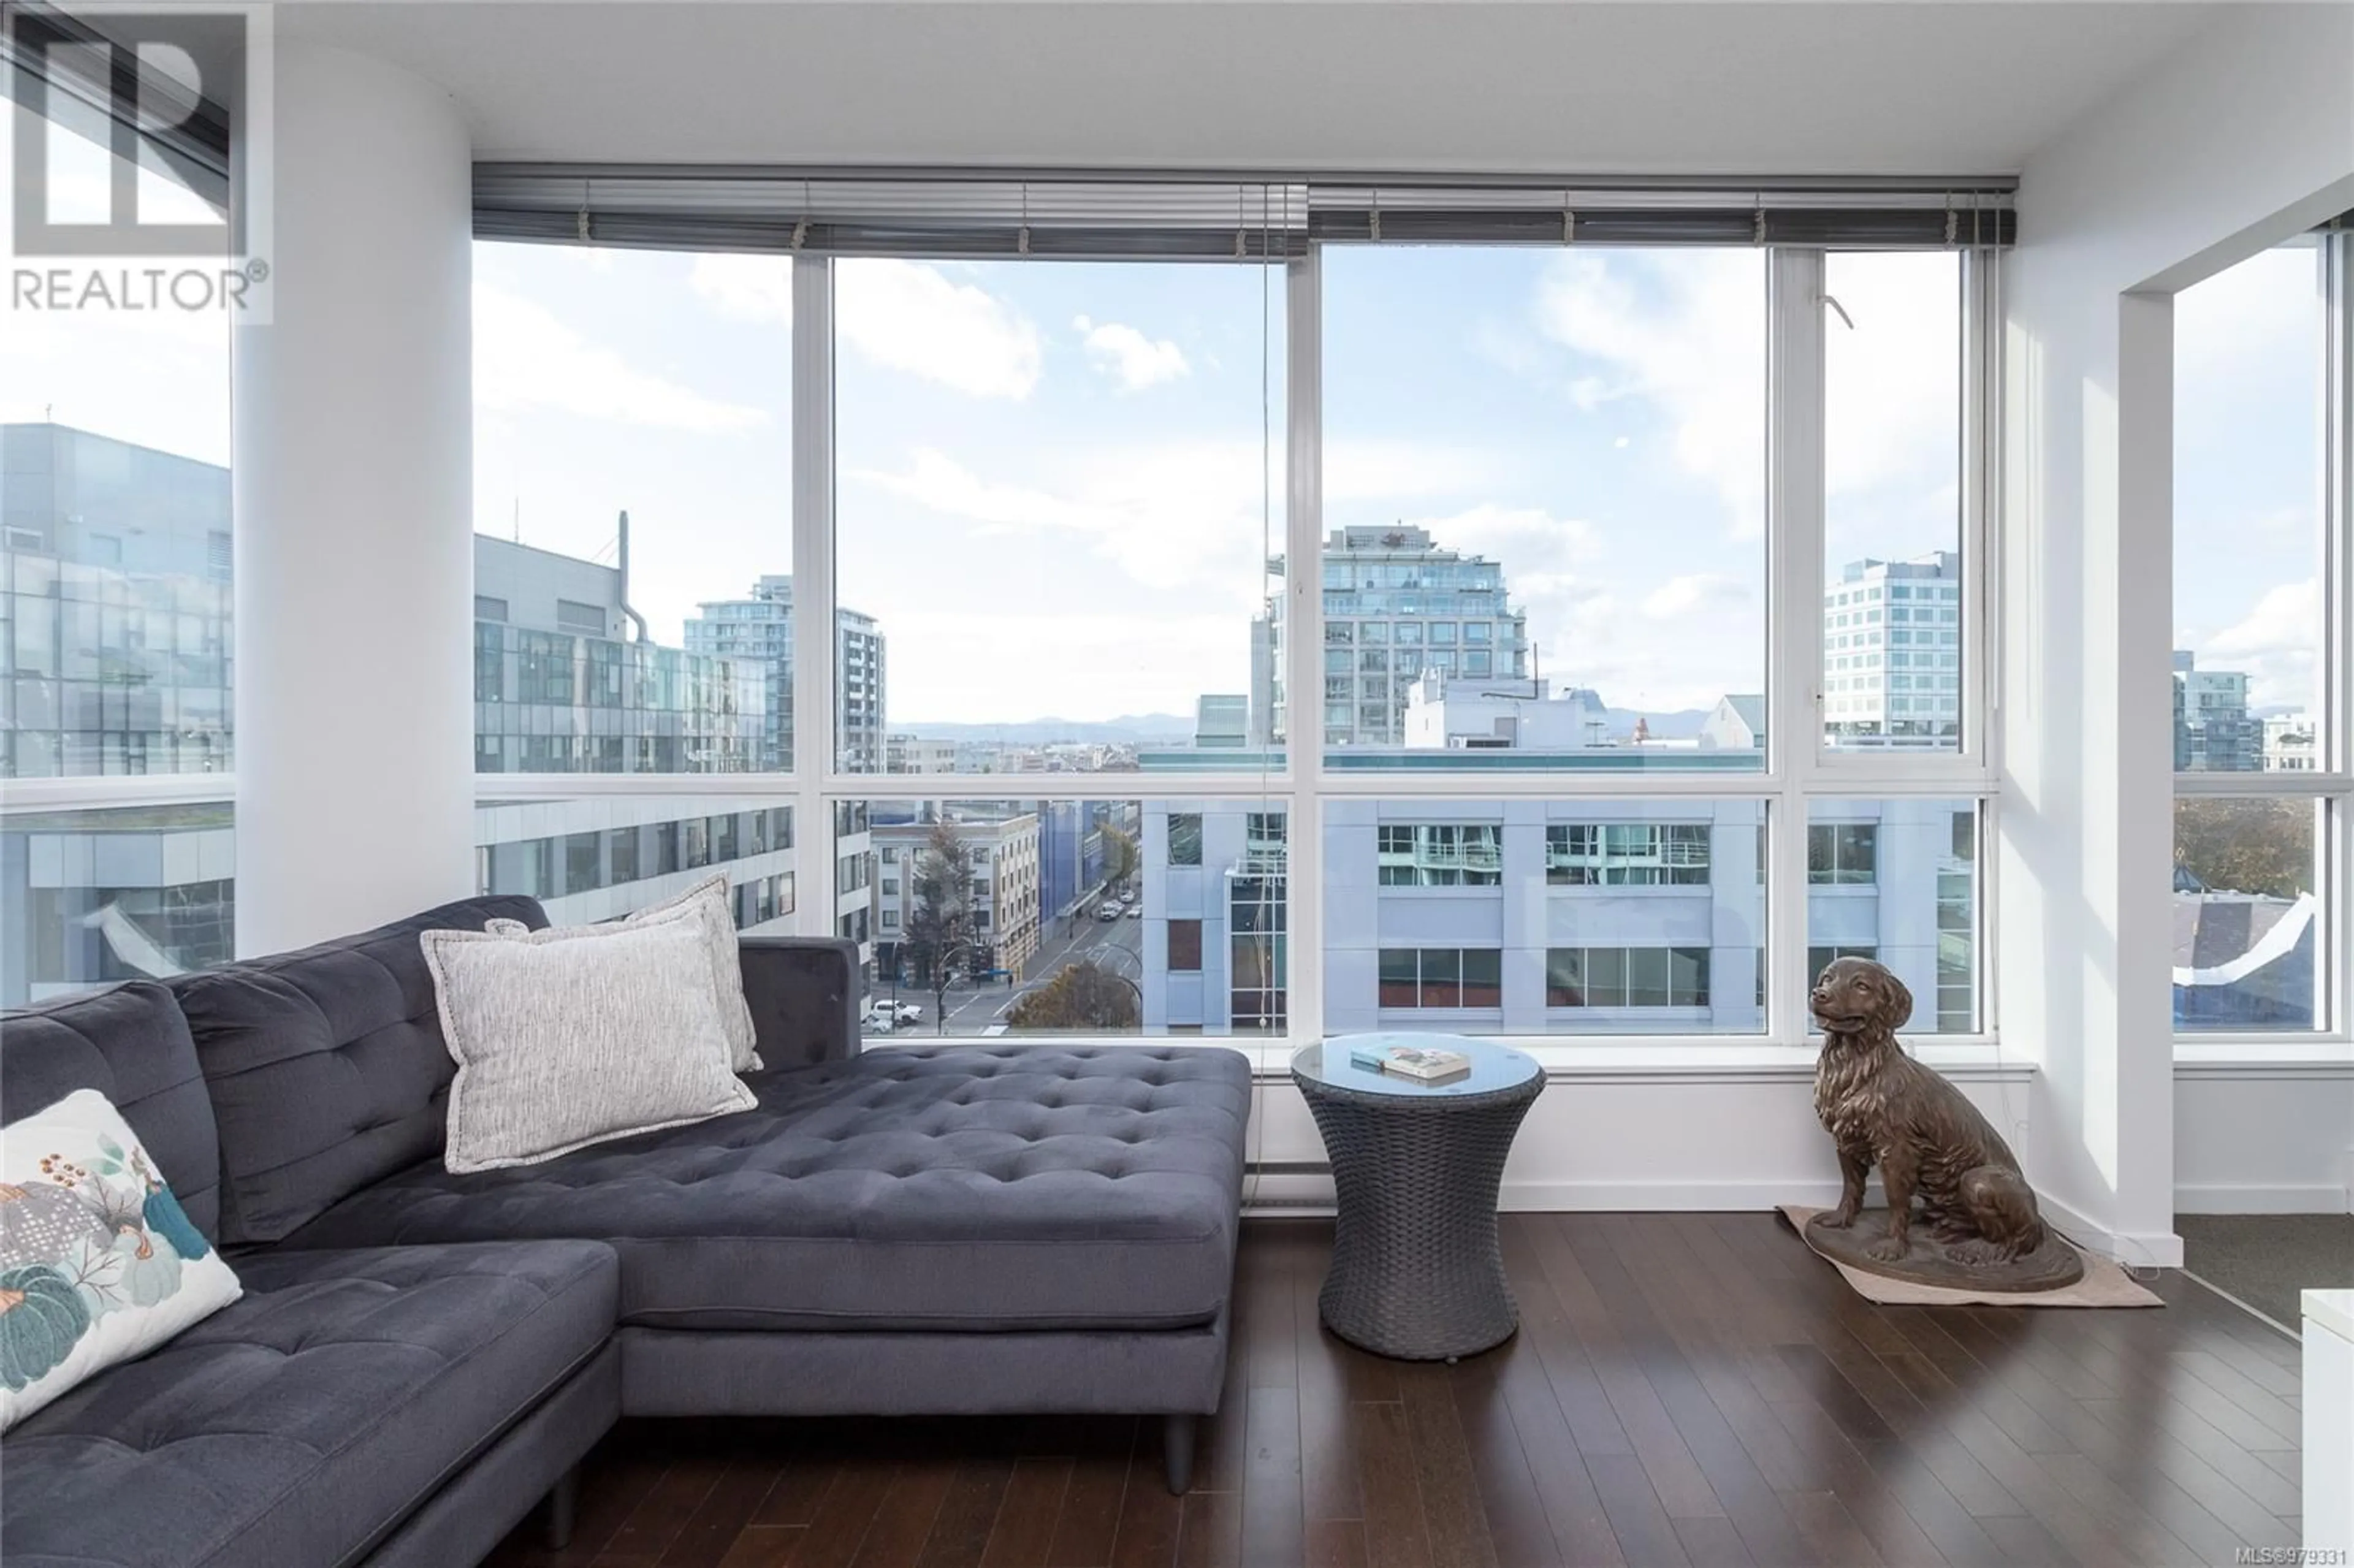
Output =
[
  {"x1": 467, "y1": 243, "x2": 806, "y2": 962},
  {"x1": 15, "y1": 165, "x2": 2009, "y2": 1054},
  {"x1": 2172, "y1": 235, "x2": 2341, "y2": 1035},
  {"x1": 2, "y1": 54, "x2": 237, "y2": 1004}
]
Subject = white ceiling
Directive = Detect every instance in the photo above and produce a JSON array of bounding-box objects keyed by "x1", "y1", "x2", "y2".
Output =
[{"x1": 275, "y1": 0, "x2": 2231, "y2": 176}]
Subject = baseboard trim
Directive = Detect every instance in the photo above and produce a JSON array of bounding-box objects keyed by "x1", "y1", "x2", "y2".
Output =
[
  {"x1": 2038, "y1": 1191, "x2": 2184, "y2": 1269},
  {"x1": 2174, "y1": 1182, "x2": 2353, "y2": 1216},
  {"x1": 1251, "y1": 1176, "x2": 1852, "y2": 1214},
  {"x1": 1498, "y1": 1179, "x2": 1847, "y2": 1211},
  {"x1": 1247, "y1": 1176, "x2": 2203, "y2": 1263}
]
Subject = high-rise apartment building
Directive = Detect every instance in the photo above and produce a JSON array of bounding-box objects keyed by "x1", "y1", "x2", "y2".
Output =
[
  {"x1": 1821, "y1": 551, "x2": 1963, "y2": 745},
  {"x1": 2, "y1": 424, "x2": 234, "y2": 778},
  {"x1": 1252, "y1": 525, "x2": 1529, "y2": 750},
  {"x1": 2173, "y1": 650, "x2": 2263, "y2": 771},
  {"x1": 685, "y1": 576, "x2": 887, "y2": 772}
]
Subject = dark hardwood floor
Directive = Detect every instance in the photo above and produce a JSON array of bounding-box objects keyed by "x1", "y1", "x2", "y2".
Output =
[{"x1": 484, "y1": 1214, "x2": 2306, "y2": 1568}]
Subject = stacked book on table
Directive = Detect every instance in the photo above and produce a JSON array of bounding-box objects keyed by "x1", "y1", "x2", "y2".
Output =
[{"x1": 1349, "y1": 1042, "x2": 1471, "y2": 1084}]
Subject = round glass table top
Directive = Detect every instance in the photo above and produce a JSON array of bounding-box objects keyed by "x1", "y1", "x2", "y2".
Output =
[{"x1": 1293, "y1": 1034, "x2": 1542, "y2": 1099}]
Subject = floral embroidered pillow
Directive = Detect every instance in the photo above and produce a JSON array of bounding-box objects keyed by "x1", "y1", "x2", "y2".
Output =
[{"x1": 0, "y1": 1089, "x2": 242, "y2": 1431}]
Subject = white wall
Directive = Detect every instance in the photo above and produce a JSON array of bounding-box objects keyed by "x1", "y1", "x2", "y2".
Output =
[
  {"x1": 2002, "y1": 4, "x2": 2354, "y2": 1260},
  {"x1": 2176, "y1": 1062, "x2": 2354, "y2": 1215},
  {"x1": 1240, "y1": 1065, "x2": 2041, "y2": 1217},
  {"x1": 234, "y1": 44, "x2": 476, "y2": 954}
]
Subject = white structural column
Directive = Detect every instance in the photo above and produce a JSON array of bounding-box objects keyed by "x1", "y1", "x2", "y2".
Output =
[
  {"x1": 234, "y1": 44, "x2": 475, "y2": 955},
  {"x1": 2002, "y1": 4, "x2": 2354, "y2": 1263}
]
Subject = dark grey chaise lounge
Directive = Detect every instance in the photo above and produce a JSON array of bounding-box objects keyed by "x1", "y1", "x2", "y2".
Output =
[{"x1": 0, "y1": 894, "x2": 1252, "y2": 1568}]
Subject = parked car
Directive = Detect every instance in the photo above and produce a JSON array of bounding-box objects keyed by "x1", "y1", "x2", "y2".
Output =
[
  {"x1": 1129, "y1": 906, "x2": 1143, "y2": 919},
  {"x1": 1096, "y1": 904, "x2": 1122, "y2": 921},
  {"x1": 890, "y1": 1001, "x2": 924, "y2": 1024}
]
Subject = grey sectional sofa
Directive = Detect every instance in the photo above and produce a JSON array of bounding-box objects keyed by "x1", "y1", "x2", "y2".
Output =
[{"x1": 1, "y1": 895, "x2": 1252, "y2": 1568}]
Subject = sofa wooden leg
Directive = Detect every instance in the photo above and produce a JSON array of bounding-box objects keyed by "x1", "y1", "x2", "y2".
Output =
[
  {"x1": 544, "y1": 1464, "x2": 580, "y2": 1551},
  {"x1": 1162, "y1": 1413, "x2": 1197, "y2": 1495}
]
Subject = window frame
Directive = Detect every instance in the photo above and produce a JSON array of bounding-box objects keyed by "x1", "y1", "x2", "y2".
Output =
[
  {"x1": 14, "y1": 230, "x2": 2005, "y2": 1060},
  {"x1": 2170, "y1": 229, "x2": 2353, "y2": 1047},
  {"x1": 773, "y1": 244, "x2": 2000, "y2": 1062}
]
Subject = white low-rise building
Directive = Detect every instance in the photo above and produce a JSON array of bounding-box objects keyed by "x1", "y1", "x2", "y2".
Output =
[{"x1": 1401, "y1": 674, "x2": 1612, "y2": 751}]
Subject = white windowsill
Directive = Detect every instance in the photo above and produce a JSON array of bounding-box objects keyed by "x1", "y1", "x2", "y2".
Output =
[
  {"x1": 865, "y1": 1035, "x2": 2031, "y2": 1085},
  {"x1": 2174, "y1": 1039, "x2": 2354, "y2": 1078}
]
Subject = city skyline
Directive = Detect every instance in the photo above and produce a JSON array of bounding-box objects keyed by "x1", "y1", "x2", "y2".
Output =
[
  {"x1": 4, "y1": 226, "x2": 2315, "y2": 726},
  {"x1": 5, "y1": 419, "x2": 2308, "y2": 775}
]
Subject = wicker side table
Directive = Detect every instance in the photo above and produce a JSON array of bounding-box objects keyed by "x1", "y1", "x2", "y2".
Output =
[{"x1": 1293, "y1": 1037, "x2": 1544, "y2": 1361}]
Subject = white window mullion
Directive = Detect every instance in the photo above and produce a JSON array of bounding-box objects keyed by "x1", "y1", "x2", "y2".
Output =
[
  {"x1": 791, "y1": 254, "x2": 836, "y2": 943},
  {"x1": 1770, "y1": 248, "x2": 1827, "y2": 1045},
  {"x1": 2328, "y1": 232, "x2": 2354, "y2": 1030},
  {"x1": 1285, "y1": 249, "x2": 1326, "y2": 1051},
  {"x1": 2326, "y1": 232, "x2": 2352, "y2": 780},
  {"x1": 1961, "y1": 246, "x2": 2001, "y2": 773}
]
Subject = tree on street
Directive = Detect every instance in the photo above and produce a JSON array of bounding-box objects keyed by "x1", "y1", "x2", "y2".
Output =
[
  {"x1": 1006, "y1": 961, "x2": 1140, "y2": 1031},
  {"x1": 907, "y1": 819, "x2": 978, "y2": 1027},
  {"x1": 2174, "y1": 797, "x2": 2312, "y2": 899},
  {"x1": 1100, "y1": 824, "x2": 1138, "y2": 892}
]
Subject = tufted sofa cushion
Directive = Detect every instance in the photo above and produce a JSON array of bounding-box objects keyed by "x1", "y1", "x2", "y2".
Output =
[
  {"x1": 167, "y1": 895, "x2": 547, "y2": 1246},
  {"x1": 0, "y1": 1239, "x2": 617, "y2": 1568},
  {"x1": 281, "y1": 1045, "x2": 1253, "y2": 1333},
  {"x1": 0, "y1": 980, "x2": 223, "y2": 1240}
]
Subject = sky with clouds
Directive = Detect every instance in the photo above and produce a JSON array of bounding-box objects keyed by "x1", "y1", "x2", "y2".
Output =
[
  {"x1": 2174, "y1": 242, "x2": 2324, "y2": 716},
  {"x1": 0, "y1": 119, "x2": 2317, "y2": 734}
]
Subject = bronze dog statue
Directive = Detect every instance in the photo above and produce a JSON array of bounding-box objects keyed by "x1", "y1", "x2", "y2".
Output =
[{"x1": 1810, "y1": 956, "x2": 2050, "y2": 1266}]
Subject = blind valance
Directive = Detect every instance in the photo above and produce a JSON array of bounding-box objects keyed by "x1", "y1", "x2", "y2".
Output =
[{"x1": 474, "y1": 167, "x2": 2017, "y2": 258}]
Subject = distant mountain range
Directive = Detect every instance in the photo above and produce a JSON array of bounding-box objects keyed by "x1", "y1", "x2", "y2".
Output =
[{"x1": 892, "y1": 715, "x2": 1196, "y2": 745}]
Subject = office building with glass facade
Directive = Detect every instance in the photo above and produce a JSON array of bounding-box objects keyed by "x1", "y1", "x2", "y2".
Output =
[{"x1": 2, "y1": 424, "x2": 234, "y2": 778}]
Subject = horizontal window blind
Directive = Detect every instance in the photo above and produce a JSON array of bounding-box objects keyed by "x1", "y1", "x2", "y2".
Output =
[{"x1": 474, "y1": 167, "x2": 2017, "y2": 257}]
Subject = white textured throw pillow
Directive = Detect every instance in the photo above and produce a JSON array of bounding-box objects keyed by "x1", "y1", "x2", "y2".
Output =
[
  {"x1": 487, "y1": 873, "x2": 760, "y2": 1071},
  {"x1": 424, "y1": 915, "x2": 757, "y2": 1174},
  {"x1": 0, "y1": 1089, "x2": 242, "y2": 1432}
]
